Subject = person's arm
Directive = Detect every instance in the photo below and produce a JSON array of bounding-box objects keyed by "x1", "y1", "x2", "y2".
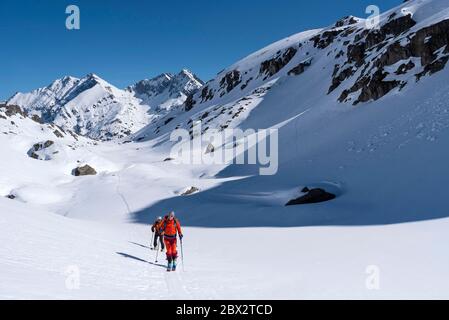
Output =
[
  {"x1": 159, "y1": 221, "x2": 166, "y2": 235},
  {"x1": 177, "y1": 219, "x2": 183, "y2": 238}
]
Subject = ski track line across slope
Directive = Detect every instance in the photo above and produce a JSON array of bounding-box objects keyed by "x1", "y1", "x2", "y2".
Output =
[{"x1": 115, "y1": 170, "x2": 133, "y2": 216}]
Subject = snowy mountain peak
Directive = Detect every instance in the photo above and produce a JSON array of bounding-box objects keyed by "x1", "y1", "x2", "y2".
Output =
[
  {"x1": 6, "y1": 70, "x2": 204, "y2": 141},
  {"x1": 126, "y1": 69, "x2": 204, "y2": 111}
]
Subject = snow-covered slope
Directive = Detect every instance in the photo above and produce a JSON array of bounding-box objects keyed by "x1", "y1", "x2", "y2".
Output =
[
  {"x1": 7, "y1": 74, "x2": 150, "y2": 140},
  {"x1": 3, "y1": 195, "x2": 449, "y2": 299},
  {"x1": 2, "y1": 0, "x2": 449, "y2": 299},
  {"x1": 7, "y1": 71, "x2": 203, "y2": 141},
  {"x1": 134, "y1": 0, "x2": 449, "y2": 142}
]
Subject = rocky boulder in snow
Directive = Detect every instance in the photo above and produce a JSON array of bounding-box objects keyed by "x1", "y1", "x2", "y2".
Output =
[
  {"x1": 72, "y1": 165, "x2": 97, "y2": 177},
  {"x1": 286, "y1": 188, "x2": 336, "y2": 206},
  {"x1": 205, "y1": 143, "x2": 215, "y2": 154},
  {"x1": 27, "y1": 141, "x2": 56, "y2": 161},
  {"x1": 181, "y1": 187, "x2": 200, "y2": 196}
]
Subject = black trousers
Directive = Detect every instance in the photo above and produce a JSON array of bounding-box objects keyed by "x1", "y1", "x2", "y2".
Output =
[{"x1": 154, "y1": 233, "x2": 165, "y2": 250}]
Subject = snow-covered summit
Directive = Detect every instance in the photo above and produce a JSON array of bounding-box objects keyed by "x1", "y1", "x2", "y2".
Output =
[
  {"x1": 7, "y1": 70, "x2": 204, "y2": 141},
  {"x1": 127, "y1": 69, "x2": 204, "y2": 111}
]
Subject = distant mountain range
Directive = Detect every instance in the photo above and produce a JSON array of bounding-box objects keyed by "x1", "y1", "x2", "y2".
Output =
[
  {"x1": 6, "y1": 70, "x2": 203, "y2": 140},
  {"x1": 5, "y1": 0, "x2": 449, "y2": 143}
]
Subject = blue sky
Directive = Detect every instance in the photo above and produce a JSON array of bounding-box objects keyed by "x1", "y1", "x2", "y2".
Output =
[{"x1": 0, "y1": 0, "x2": 400, "y2": 100}]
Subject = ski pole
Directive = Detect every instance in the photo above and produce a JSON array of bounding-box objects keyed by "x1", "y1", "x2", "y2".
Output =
[
  {"x1": 155, "y1": 236, "x2": 160, "y2": 263},
  {"x1": 180, "y1": 237, "x2": 185, "y2": 272},
  {"x1": 151, "y1": 231, "x2": 155, "y2": 250}
]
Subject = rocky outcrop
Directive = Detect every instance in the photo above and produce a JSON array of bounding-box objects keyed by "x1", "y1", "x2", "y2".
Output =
[
  {"x1": 181, "y1": 186, "x2": 199, "y2": 196},
  {"x1": 329, "y1": 67, "x2": 355, "y2": 94},
  {"x1": 335, "y1": 16, "x2": 358, "y2": 28},
  {"x1": 184, "y1": 93, "x2": 196, "y2": 111},
  {"x1": 72, "y1": 165, "x2": 97, "y2": 176},
  {"x1": 200, "y1": 86, "x2": 214, "y2": 103},
  {"x1": 288, "y1": 59, "x2": 312, "y2": 76},
  {"x1": 311, "y1": 29, "x2": 345, "y2": 49},
  {"x1": 220, "y1": 70, "x2": 242, "y2": 94},
  {"x1": 27, "y1": 140, "x2": 55, "y2": 160},
  {"x1": 205, "y1": 143, "x2": 215, "y2": 154},
  {"x1": 260, "y1": 47, "x2": 298, "y2": 79},
  {"x1": 53, "y1": 130, "x2": 64, "y2": 138},
  {"x1": 331, "y1": 16, "x2": 449, "y2": 105},
  {"x1": 286, "y1": 188, "x2": 336, "y2": 206},
  {"x1": 355, "y1": 72, "x2": 401, "y2": 105},
  {"x1": 0, "y1": 104, "x2": 27, "y2": 118},
  {"x1": 395, "y1": 60, "x2": 416, "y2": 75},
  {"x1": 339, "y1": 69, "x2": 402, "y2": 104}
]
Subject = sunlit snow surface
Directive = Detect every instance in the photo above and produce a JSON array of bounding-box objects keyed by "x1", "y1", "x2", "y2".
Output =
[{"x1": 1, "y1": 0, "x2": 449, "y2": 299}]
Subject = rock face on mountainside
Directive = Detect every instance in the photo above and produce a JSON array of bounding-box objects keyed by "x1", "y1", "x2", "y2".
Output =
[
  {"x1": 0, "y1": 103, "x2": 80, "y2": 141},
  {"x1": 0, "y1": 103, "x2": 28, "y2": 118},
  {"x1": 5, "y1": 0, "x2": 449, "y2": 146},
  {"x1": 6, "y1": 70, "x2": 203, "y2": 141},
  {"x1": 128, "y1": 0, "x2": 449, "y2": 143},
  {"x1": 127, "y1": 69, "x2": 203, "y2": 110},
  {"x1": 334, "y1": 16, "x2": 449, "y2": 105}
]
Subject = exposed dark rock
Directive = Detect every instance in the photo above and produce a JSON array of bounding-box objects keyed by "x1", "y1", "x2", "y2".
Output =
[
  {"x1": 355, "y1": 70, "x2": 401, "y2": 104},
  {"x1": 184, "y1": 93, "x2": 196, "y2": 111},
  {"x1": 332, "y1": 16, "x2": 449, "y2": 105},
  {"x1": 395, "y1": 60, "x2": 416, "y2": 75},
  {"x1": 53, "y1": 130, "x2": 64, "y2": 138},
  {"x1": 164, "y1": 117, "x2": 174, "y2": 125},
  {"x1": 311, "y1": 29, "x2": 344, "y2": 49},
  {"x1": 260, "y1": 47, "x2": 298, "y2": 78},
  {"x1": 335, "y1": 16, "x2": 358, "y2": 28},
  {"x1": 6, "y1": 194, "x2": 16, "y2": 200},
  {"x1": 382, "y1": 14, "x2": 416, "y2": 37},
  {"x1": 200, "y1": 86, "x2": 214, "y2": 103},
  {"x1": 347, "y1": 43, "x2": 366, "y2": 67},
  {"x1": 220, "y1": 70, "x2": 242, "y2": 93},
  {"x1": 27, "y1": 140, "x2": 55, "y2": 160},
  {"x1": 286, "y1": 188, "x2": 336, "y2": 206},
  {"x1": 329, "y1": 67, "x2": 355, "y2": 93},
  {"x1": 288, "y1": 59, "x2": 312, "y2": 76},
  {"x1": 72, "y1": 165, "x2": 97, "y2": 176},
  {"x1": 181, "y1": 186, "x2": 199, "y2": 196},
  {"x1": 409, "y1": 19, "x2": 449, "y2": 66},
  {"x1": 163, "y1": 157, "x2": 174, "y2": 162},
  {"x1": 205, "y1": 143, "x2": 215, "y2": 154},
  {"x1": 31, "y1": 114, "x2": 43, "y2": 124},
  {"x1": 376, "y1": 41, "x2": 412, "y2": 68},
  {"x1": 416, "y1": 55, "x2": 449, "y2": 81},
  {"x1": 0, "y1": 104, "x2": 27, "y2": 117}
]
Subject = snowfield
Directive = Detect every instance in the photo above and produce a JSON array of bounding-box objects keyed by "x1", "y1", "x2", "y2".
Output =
[
  {"x1": 3, "y1": 197, "x2": 449, "y2": 300},
  {"x1": 2, "y1": 0, "x2": 449, "y2": 299}
]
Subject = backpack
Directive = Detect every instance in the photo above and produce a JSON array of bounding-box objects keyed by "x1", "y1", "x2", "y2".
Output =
[{"x1": 162, "y1": 216, "x2": 178, "y2": 231}]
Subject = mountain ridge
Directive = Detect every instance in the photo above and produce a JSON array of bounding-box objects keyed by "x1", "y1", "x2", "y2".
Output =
[{"x1": 7, "y1": 70, "x2": 204, "y2": 140}]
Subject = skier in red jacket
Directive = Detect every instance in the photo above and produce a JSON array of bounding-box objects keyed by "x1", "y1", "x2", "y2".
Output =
[{"x1": 160, "y1": 211, "x2": 183, "y2": 272}]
